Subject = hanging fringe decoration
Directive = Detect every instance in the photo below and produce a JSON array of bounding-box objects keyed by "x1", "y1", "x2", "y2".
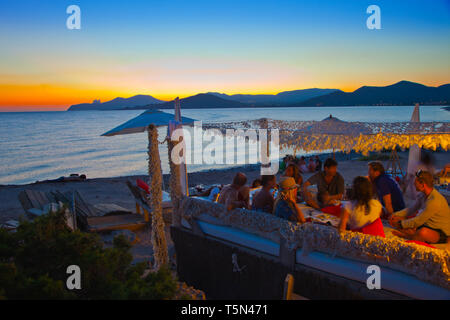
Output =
[
  {"x1": 168, "y1": 136, "x2": 182, "y2": 227},
  {"x1": 147, "y1": 124, "x2": 169, "y2": 269}
]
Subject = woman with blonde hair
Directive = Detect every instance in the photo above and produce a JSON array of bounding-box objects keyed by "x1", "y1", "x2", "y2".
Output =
[{"x1": 273, "y1": 177, "x2": 306, "y2": 224}]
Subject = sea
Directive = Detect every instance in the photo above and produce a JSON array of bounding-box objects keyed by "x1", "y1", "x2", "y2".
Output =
[{"x1": 0, "y1": 106, "x2": 449, "y2": 185}]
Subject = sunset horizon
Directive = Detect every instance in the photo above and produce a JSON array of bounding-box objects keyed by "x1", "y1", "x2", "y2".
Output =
[
  {"x1": 1, "y1": 78, "x2": 449, "y2": 112},
  {"x1": 1, "y1": 0, "x2": 449, "y2": 111}
]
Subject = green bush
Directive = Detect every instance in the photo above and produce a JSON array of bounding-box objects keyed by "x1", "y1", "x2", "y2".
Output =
[{"x1": 0, "y1": 210, "x2": 177, "y2": 300}]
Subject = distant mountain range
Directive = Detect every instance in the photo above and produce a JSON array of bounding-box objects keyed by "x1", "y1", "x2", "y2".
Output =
[
  {"x1": 296, "y1": 81, "x2": 450, "y2": 106},
  {"x1": 67, "y1": 81, "x2": 450, "y2": 111},
  {"x1": 152, "y1": 93, "x2": 249, "y2": 109},
  {"x1": 207, "y1": 88, "x2": 339, "y2": 106},
  {"x1": 67, "y1": 95, "x2": 164, "y2": 111}
]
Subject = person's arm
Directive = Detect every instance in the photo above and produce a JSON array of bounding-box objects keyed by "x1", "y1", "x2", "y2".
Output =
[
  {"x1": 225, "y1": 197, "x2": 246, "y2": 211},
  {"x1": 326, "y1": 174, "x2": 345, "y2": 203},
  {"x1": 401, "y1": 197, "x2": 438, "y2": 230},
  {"x1": 303, "y1": 180, "x2": 320, "y2": 209},
  {"x1": 382, "y1": 194, "x2": 394, "y2": 215},
  {"x1": 334, "y1": 175, "x2": 345, "y2": 201},
  {"x1": 338, "y1": 207, "x2": 350, "y2": 233},
  {"x1": 293, "y1": 202, "x2": 306, "y2": 224}
]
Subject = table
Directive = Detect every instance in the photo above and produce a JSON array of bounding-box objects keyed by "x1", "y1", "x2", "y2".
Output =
[{"x1": 296, "y1": 203, "x2": 341, "y2": 227}]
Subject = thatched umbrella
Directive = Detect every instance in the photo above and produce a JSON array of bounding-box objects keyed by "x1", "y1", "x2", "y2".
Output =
[
  {"x1": 204, "y1": 115, "x2": 449, "y2": 156},
  {"x1": 102, "y1": 109, "x2": 196, "y2": 269}
]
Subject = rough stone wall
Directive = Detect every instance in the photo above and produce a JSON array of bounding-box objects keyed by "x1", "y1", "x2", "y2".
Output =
[{"x1": 179, "y1": 196, "x2": 450, "y2": 290}]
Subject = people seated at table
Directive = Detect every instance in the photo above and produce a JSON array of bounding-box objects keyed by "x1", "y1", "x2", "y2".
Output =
[
  {"x1": 314, "y1": 156, "x2": 322, "y2": 172},
  {"x1": 273, "y1": 177, "x2": 306, "y2": 224},
  {"x1": 218, "y1": 172, "x2": 250, "y2": 210},
  {"x1": 284, "y1": 164, "x2": 303, "y2": 202},
  {"x1": 298, "y1": 156, "x2": 308, "y2": 173},
  {"x1": 389, "y1": 170, "x2": 450, "y2": 244},
  {"x1": 251, "y1": 178, "x2": 262, "y2": 189},
  {"x1": 368, "y1": 161, "x2": 405, "y2": 218},
  {"x1": 279, "y1": 155, "x2": 291, "y2": 173},
  {"x1": 303, "y1": 158, "x2": 345, "y2": 210},
  {"x1": 252, "y1": 175, "x2": 276, "y2": 214},
  {"x1": 338, "y1": 176, "x2": 382, "y2": 232},
  {"x1": 308, "y1": 158, "x2": 316, "y2": 172},
  {"x1": 284, "y1": 164, "x2": 303, "y2": 185}
]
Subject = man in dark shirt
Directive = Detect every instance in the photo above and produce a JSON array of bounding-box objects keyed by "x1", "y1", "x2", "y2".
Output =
[
  {"x1": 368, "y1": 161, "x2": 405, "y2": 217},
  {"x1": 303, "y1": 158, "x2": 345, "y2": 209},
  {"x1": 252, "y1": 175, "x2": 276, "y2": 214}
]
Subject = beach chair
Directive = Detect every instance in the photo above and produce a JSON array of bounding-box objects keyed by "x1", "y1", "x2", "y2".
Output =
[
  {"x1": 18, "y1": 189, "x2": 77, "y2": 230},
  {"x1": 126, "y1": 180, "x2": 173, "y2": 225},
  {"x1": 18, "y1": 189, "x2": 145, "y2": 232}
]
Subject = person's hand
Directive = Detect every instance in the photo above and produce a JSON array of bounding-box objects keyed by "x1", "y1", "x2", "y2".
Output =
[
  {"x1": 389, "y1": 215, "x2": 403, "y2": 229},
  {"x1": 322, "y1": 193, "x2": 331, "y2": 205},
  {"x1": 288, "y1": 189, "x2": 297, "y2": 204}
]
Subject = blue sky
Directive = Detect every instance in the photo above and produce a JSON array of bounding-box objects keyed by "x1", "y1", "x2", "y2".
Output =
[{"x1": 0, "y1": 0, "x2": 449, "y2": 109}]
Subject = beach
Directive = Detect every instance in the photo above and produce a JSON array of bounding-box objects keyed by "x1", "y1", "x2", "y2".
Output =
[{"x1": 2, "y1": 150, "x2": 449, "y2": 224}]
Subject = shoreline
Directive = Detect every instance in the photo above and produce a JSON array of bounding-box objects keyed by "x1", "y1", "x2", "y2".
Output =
[{"x1": 1, "y1": 150, "x2": 449, "y2": 224}]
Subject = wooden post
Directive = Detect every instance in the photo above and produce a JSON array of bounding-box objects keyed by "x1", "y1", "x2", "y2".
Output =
[
  {"x1": 147, "y1": 124, "x2": 169, "y2": 269},
  {"x1": 283, "y1": 274, "x2": 295, "y2": 300},
  {"x1": 168, "y1": 136, "x2": 182, "y2": 227}
]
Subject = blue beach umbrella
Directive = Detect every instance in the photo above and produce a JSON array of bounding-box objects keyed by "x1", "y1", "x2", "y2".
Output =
[{"x1": 102, "y1": 109, "x2": 197, "y2": 136}]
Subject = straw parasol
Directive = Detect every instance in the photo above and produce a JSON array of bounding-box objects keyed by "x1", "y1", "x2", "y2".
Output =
[
  {"x1": 203, "y1": 114, "x2": 449, "y2": 156},
  {"x1": 102, "y1": 108, "x2": 196, "y2": 270}
]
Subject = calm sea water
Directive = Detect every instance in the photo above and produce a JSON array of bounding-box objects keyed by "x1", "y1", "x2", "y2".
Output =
[{"x1": 0, "y1": 106, "x2": 448, "y2": 185}]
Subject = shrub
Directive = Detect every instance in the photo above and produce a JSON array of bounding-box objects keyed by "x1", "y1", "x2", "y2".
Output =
[{"x1": 0, "y1": 210, "x2": 176, "y2": 300}]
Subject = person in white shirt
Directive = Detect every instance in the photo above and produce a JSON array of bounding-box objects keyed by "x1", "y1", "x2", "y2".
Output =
[{"x1": 339, "y1": 176, "x2": 382, "y2": 232}]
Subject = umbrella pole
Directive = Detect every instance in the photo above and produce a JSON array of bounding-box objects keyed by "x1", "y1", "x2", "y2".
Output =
[
  {"x1": 168, "y1": 136, "x2": 182, "y2": 227},
  {"x1": 147, "y1": 124, "x2": 169, "y2": 270}
]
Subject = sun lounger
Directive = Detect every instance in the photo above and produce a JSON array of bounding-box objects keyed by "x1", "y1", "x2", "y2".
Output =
[
  {"x1": 126, "y1": 180, "x2": 173, "y2": 225},
  {"x1": 17, "y1": 189, "x2": 143, "y2": 232}
]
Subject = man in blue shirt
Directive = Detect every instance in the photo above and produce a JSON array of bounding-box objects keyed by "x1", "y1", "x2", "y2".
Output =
[{"x1": 368, "y1": 161, "x2": 405, "y2": 217}]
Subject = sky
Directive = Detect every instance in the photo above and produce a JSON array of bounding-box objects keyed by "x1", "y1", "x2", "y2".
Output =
[{"x1": 0, "y1": 0, "x2": 449, "y2": 111}]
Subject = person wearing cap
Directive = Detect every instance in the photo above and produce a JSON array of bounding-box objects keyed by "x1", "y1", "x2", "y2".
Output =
[
  {"x1": 389, "y1": 170, "x2": 450, "y2": 244},
  {"x1": 273, "y1": 177, "x2": 306, "y2": 224}
]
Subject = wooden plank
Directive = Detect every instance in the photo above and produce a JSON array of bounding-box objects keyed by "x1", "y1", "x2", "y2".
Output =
[
  {"x1": 283, "y1": 274, "x2": 294, "y2": 300},
  {"x1": 74, "y1": 191, "x2": 93, "y2": 217},
  {"x1": 45, "y1": 191, "x2": 57, "y2": 204},
  {"x1": 24, "y1": 190, "x2": 44, "y2": 210},
  {"x1": 87, "y1": 214, "x2": 146, "y2": 232},
  {"x1": 18, "y1": 191, "x2": 34, "y2": 212},
  {"x1": 93, "y1": 203, "x2": 132, "y2": 215},
  {"x1": 34, "y1": 191, "x2": 50, "y2": 208}
]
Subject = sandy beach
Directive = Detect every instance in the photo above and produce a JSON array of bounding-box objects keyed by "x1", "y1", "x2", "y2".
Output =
[{"x1": 1, "y1": 150, "x2": 449, "y2": 224}]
